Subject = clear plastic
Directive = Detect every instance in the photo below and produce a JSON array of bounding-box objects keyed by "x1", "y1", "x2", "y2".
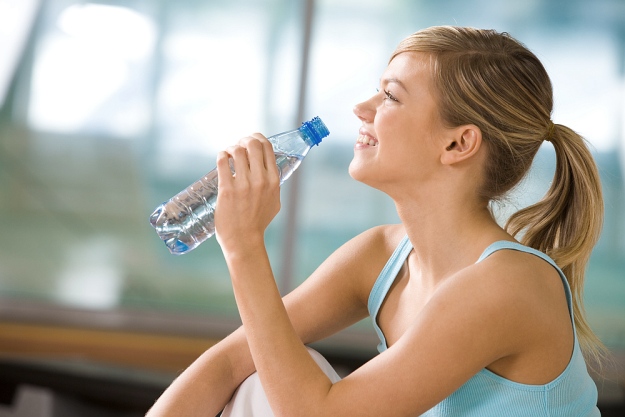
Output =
[{"x1": 149, "y1": 117, "x2": 329, "y2": 255}]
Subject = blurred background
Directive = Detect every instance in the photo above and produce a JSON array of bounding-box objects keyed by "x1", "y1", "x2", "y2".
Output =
[{"x1": 0, "y1": 0, "x2": 623, "y2": 415}]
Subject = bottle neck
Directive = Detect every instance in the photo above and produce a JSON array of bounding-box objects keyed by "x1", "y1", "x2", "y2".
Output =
[{"x1": 269, "y1": 130, "x2": 312, "y2": 157}]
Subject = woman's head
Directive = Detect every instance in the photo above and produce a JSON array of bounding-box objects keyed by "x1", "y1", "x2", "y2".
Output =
[
  {"x1": 390, "y1": 26, "x2": 606, "y2": 365},
  {"x1": 391, "y1": 26, "x2": 553, "y2": 202}
]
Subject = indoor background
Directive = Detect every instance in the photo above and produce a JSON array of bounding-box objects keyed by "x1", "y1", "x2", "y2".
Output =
[{"x1": 0, "y1": 0, "x2": 623, "y2": 415}]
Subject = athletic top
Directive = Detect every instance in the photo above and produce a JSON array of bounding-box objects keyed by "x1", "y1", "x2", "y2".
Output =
[{"x1": 368, "y1": 236, "x2": 600, "y2": 416}]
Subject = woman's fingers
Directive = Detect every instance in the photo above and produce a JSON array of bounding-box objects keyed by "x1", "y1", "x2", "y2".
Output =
[
  {"x1": 243, "y1": 136, "x2": 267, "y2": 178},
  {"x1": 216, "y1": 133, "x2": 280, "y2": 202},
  {"x1": 216, "y1": 150, "x2": 234, "y2": 186},
  {"x1": 229, "y1": 144, "x2": 251, "y2": 182},
  {"x1": 235, "y1": 134, "x2": 279, "y2": 183},
  {"x1": 214, "y1": 134, "x2": 281, "y2": 249},
  {"x1": 258, "y1": 135, "x2": 279, "y2": 177}
]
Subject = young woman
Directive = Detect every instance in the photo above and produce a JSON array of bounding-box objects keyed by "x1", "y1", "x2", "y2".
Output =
[{"x1": 147, "y1": 26, "x2": 605, "y2": 417}]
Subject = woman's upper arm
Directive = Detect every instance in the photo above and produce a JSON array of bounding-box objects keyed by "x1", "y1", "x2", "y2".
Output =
[
  {"x1": 225, "y1": 224, "x2": 401, "y2": 383},
  {"x1": 282, "y1": 224, "x2": 403, "y2": 345}
]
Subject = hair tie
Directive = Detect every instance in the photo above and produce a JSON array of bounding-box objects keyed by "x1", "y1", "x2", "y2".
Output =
[{"x1": 545, "y1": 122, "x2": 556, "y2": 142}]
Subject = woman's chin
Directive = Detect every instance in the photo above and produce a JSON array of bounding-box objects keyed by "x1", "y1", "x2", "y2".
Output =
[
  {"x1": 348, "y1": 160, "x2": 370, "y2": 184},
  {"x1": 347, "y1": 161, "x2": 361, "y2": 181}
]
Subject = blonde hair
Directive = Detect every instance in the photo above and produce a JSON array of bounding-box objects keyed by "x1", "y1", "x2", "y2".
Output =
[{"x1": 392, "y1": 26, "x2": 606, "y2": 364}]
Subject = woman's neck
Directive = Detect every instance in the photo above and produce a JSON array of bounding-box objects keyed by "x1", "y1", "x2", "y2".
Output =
[{"x1": 394, "y1": 196, "x2": 511, "y2": 287}]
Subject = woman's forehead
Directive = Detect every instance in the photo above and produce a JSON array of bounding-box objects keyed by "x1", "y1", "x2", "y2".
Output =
[{"x1": 382, "y1": 52, "x2": 434, "y2": 94}]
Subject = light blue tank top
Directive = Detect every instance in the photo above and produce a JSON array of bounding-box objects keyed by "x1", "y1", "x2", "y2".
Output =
[{"x1": 368, "y1": 236, "x2": 600, "y2": 417}]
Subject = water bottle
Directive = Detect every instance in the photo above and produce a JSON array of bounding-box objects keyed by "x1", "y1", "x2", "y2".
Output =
[{"x1": 149, "y1": 116, "x2": 329, "y2": 255}]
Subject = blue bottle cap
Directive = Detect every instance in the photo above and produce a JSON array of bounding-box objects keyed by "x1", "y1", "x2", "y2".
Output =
[{"x1": 300, "y1": 116, "x2": 329, "y2": 146}]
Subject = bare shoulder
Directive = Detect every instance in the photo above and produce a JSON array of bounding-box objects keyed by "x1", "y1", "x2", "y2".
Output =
[
  {"x1": 467, "y1": 247, "x2": 566, "y2": 308},
  {"x1": 355, "y1": 224, "x2": 406, "y2": 271},
  {"x1": 320, "y1": 224, "x2": 406, "y2": 300},
  {"x1": 319, "y1": 224, "x2": 405, "y2": 270},
  {"x1": 422, "y1": 245, "x2": 571, "y2": 362},
  {"x1": 445, "y1": 246, "x2": 566, "y2": 319},
  {"x1": 341, "y1": 223, "x2": 405, "y2": 254}
]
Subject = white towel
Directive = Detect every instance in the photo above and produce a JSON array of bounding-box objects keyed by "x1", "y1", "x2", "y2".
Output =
[{"x1": 221, "y1": 348, "x2": 342, "y2": 417}]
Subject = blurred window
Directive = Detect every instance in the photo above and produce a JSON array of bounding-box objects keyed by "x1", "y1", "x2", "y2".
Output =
[{"x1": 0, "y1": 0, "x2": 623, "y2": 352}]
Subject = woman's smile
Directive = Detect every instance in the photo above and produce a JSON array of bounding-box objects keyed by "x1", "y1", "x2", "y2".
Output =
[{"x1": 355, "y1": 133, "x2": 379, "y2": 148}]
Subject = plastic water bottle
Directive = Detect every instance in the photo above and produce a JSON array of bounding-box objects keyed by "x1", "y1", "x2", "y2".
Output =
[{"x1": 149, "y1": 116, "x2": 329, "y2": 255}]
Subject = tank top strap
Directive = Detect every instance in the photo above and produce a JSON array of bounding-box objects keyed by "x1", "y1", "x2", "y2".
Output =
[
  {"x1": 476, "y1": 241, "x2": 575, "y2": 325},
  {"x1": 368, "y1": 235, "x2": 413, "y2": 352}
]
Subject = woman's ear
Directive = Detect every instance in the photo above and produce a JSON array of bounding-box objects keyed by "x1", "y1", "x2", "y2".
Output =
[{"x1": 440, "y1": 125, "x2": 482, "y2": 165}]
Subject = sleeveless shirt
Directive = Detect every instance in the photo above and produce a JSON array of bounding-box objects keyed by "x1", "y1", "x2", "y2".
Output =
[{"x1": 368, "y1": 236, "x2": 600, "y2": 416}]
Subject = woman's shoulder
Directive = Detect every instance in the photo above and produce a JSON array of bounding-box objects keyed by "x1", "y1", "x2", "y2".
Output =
[
  {"x1": 310, "y1": 225, "x2": 405, "y2": 284},
  {"x1": 349, "y1": 224, "x2": 406, "y2": 259},
  {"x1": 471, "y1": 243, "x2": 562, "y2": 291},
  {"x1": 448, "y1": 244, "x2": 574, "y2": 383},
  {"x1": 334, "y1": 224, "x2": 406, "y2": 293},
  {"x1": 420, "y1": 243, "x2": 564, "y2": 334},
  {"x1": 436, "y1": 244, "x2": 570, "y2": 345}
]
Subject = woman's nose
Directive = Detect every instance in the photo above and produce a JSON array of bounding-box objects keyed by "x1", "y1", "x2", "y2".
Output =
[{"x1": 353, "y1": 95, "x2": 376, "y2": 122}]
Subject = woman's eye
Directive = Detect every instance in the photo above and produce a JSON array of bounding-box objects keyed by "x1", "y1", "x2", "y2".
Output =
[
  {"x1": 375, "y1": 88, "x2": 398, "y2": 103},
  {"x1": 384, "y1": 89, "x2": 398, "y2": 102}
]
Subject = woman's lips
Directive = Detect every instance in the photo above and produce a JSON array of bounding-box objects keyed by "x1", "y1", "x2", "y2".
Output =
[{"x1": 356, "y1": 134, "x2": 378, "y2": 147}]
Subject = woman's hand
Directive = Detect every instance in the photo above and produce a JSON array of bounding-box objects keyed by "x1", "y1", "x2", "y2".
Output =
[{"x1": 214, "y1": 133, "x2": 281, "y2": 253}]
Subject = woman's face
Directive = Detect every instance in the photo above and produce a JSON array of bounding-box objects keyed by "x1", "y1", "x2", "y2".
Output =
[{"x1": 350, "y1": 52, "x2": 448, "y2": 195}]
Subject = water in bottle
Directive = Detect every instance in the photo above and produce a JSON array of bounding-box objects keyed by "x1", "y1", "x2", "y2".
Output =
[{"x1": 149, "y1": 117, "x2": 329, "y2": 255}]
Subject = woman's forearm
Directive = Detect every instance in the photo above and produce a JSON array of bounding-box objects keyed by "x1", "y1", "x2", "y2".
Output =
[
  {"x1": 146, "y1": 328, "x2": 255, "y2": 417},
  {"x1": 225, "y1": 243, "x2": 334, "y2": 417}
]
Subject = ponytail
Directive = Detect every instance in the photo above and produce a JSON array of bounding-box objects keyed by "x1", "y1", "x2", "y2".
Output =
[{"x1": 505, "y1": 124, "x2": 607, "y2": 364}]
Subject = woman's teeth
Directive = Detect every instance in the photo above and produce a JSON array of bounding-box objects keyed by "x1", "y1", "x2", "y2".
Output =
[{"x1": 357, "y1": 135, "x2": 378, "y2": 146}]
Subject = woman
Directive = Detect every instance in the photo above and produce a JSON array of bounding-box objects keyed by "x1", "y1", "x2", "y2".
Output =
[{"x1": 147, "y1": 26, "x2": 605, "y2": 416}]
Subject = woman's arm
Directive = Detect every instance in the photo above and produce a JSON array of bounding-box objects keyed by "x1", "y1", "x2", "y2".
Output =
[
  {"x1": 211, "y1": 135, "x2": 545, "y2": 417},
  {"x1": 146, "y1": 228, "x2": 392, "y2": 417},
  {"x1": 145, "y1": 137, "x2": 396, "y2": 417},
  {"x1": 223, "y1": 241, "x2": 543, "y2": 417},
  {"x1": 145, "y1": 327, "x2": 252, "y2": 417},
  {"x1": 145, "y1": 227, "x2": 391, "y2": 417}
]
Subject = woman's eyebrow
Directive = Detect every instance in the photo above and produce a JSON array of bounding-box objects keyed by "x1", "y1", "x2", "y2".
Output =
[{"x1": 381, "y1": 77, "x2": 409, "y2": 93}]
